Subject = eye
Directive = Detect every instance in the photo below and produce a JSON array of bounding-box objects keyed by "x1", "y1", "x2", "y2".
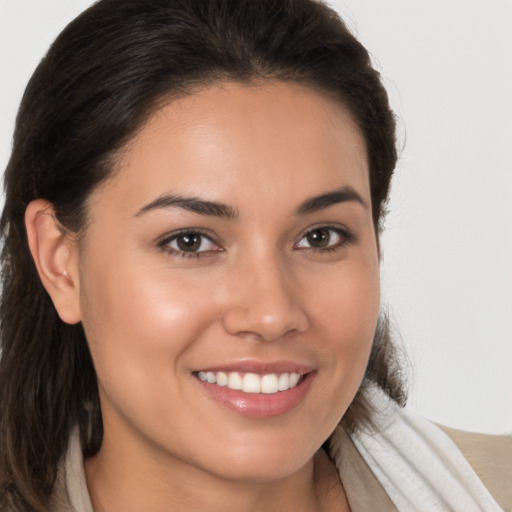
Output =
[
  {"x1": 160, "y1": 231, "x2": 221, "y2": 257},
  {"x1": 295, "y1": 226, "x2": 351, "y2": 251}
]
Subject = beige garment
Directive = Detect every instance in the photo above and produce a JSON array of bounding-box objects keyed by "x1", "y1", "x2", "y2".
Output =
[
  {"x1": 439, "y1": 425, "x2": 512, "y2": 512},
  {"x1": 49, "y1": 424, "x2": 511, "y2": 511}
]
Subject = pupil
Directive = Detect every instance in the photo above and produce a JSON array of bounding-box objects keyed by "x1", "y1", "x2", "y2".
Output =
[
  {"x1": 307, "y1": 228, "x2": 330, "y2": 247},
  {"x1": 177, "y1": 234, "x2": 201, "y2": 252}
]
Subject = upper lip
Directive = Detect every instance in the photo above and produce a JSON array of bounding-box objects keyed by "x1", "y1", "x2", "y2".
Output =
[{"x1": 193, "y1": 360, "x2": 315, "y2": 375}]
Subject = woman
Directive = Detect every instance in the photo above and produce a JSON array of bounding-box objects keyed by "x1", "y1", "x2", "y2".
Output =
[{"x1": 0, "y1": 1, "x2": 510, "y2": 511}]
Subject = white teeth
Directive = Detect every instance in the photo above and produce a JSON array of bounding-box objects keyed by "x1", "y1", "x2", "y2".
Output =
[
  {"x1": 227, "y1": 372, "x2": 242, "y2": 390},
  {"x1": 278, "y1": 373, "x2": 290, "y2": 391},
  {"x1": 261, "y1": 374, "x2": 279, "y2": 394},
  {"x1": 242, "y1": 373, "x2": 261, "y2": 393},
  {"x1": 197, "y1": 371, "x2": 302, "y2": 394},
  {"x1": 216, "y1": 371, "x2": 228, "y2": 387}
]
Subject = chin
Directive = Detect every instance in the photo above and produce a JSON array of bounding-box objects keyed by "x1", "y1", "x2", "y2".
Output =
[
  {"x1": 194, "y1": 429, "x2": 320, "y2": 484},
  {"x1": 207, "y1": 456, "x2": 309, "y2": 484}
]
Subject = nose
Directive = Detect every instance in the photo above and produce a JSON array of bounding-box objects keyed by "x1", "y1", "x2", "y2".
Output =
[{"x1": 221, "y1": 256, "x2": 310, "y2": 341}]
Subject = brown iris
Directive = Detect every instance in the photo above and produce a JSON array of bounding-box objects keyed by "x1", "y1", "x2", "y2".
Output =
[
  {"x1": 306, "y1": 228, "x2": 332, "y2": 248},
  {"x1": 176, "y1": 233, "x2": 202, "y2": 252}
]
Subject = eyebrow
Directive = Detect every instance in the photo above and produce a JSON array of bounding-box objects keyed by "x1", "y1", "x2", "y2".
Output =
[
  {"x1": 135, "y1": 186, "x2": 367, "y2": 219},
  {"x1": 295, "y1": 186, "x2": 368, "y2": 215},
  {"x1": 135, "y1": 194, "x2": 239, "y2": 219}
]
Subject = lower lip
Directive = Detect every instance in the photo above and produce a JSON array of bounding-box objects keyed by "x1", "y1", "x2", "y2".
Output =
[{"x1": 195, "y1": 373, "x2": 315, "y2": 418}]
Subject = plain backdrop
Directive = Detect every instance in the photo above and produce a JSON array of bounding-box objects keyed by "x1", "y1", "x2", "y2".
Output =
[{"x1": 0, "y1": 0, "x2": 511, "y2": 435}]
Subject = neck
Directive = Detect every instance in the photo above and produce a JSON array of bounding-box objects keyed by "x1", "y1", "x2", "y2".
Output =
[{"x1": 84, "y1": 430, "x2": 349, "y2": 512}]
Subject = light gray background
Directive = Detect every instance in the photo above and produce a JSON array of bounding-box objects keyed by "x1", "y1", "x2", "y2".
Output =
[{"x1": 1, "y1": 0, "x2": 511, "y2": 434}]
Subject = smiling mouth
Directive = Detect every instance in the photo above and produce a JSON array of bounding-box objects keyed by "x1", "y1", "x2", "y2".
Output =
[{"x1": 195, "y1": 371, "x2": 305, "y2": 395}]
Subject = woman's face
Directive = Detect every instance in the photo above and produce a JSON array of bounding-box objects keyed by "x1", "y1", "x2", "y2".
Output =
[{"x1": 77, "y1": 81, "x2": 380, "y2": 482}]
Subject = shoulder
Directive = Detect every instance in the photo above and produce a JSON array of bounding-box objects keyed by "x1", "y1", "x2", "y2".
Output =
[{"x1": 439, "y1": 424, "x2": 512, "y2": 511}]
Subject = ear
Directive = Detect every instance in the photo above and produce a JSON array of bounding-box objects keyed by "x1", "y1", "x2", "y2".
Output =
[{"x1": 25, "y1": 199, "x2": 82, "y2": 324}]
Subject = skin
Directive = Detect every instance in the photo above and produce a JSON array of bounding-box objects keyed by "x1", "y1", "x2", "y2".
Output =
[{"x1": 26, "y1": 81, "x2": 380, "y2": 511}]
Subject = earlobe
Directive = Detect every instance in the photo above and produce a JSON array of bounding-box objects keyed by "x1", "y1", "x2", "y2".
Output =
[{"x1": 25, "y1": 199, "x2": 82, "y2": 324}]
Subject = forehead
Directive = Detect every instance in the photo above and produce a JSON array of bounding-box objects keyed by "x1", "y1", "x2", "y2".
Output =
[{"x1": 94, "y1": 81, "x2": 370, "y2": 216}]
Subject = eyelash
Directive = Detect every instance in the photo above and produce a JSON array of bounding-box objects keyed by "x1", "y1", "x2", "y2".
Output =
[
  {"x1": 158, "y1": 229, "x2": 220, "y2": 259},
  {"x1": 294, "y1": 226, "x2": 355, "y2": 254},
  {"x1": 158, "y1": 225, "x2": 355, "y2": 259}
]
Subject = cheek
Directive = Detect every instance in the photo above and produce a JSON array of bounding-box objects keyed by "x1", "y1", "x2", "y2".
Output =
[
  {"x1": 310, "y1": 254, "x2": 380, "y2": 342},
  {"x1": 78, "y1": 254, "x2": 221, "y2": 397},
  {"x1": 283, "y1": 257, "x2": 380, "y2": 443},
  {"x1": 306, "y1": 257, "x2": 380, "y2": 385}
]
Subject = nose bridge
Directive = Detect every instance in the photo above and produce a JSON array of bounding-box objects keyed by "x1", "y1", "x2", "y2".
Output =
[{"x1": 222, "y1": 248, "x2": 309, "y2": 341}]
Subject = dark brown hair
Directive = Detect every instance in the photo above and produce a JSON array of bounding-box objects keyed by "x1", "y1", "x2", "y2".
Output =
[{"x1": 0, "y1": 0, "x2": 404, "y2": 510}]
